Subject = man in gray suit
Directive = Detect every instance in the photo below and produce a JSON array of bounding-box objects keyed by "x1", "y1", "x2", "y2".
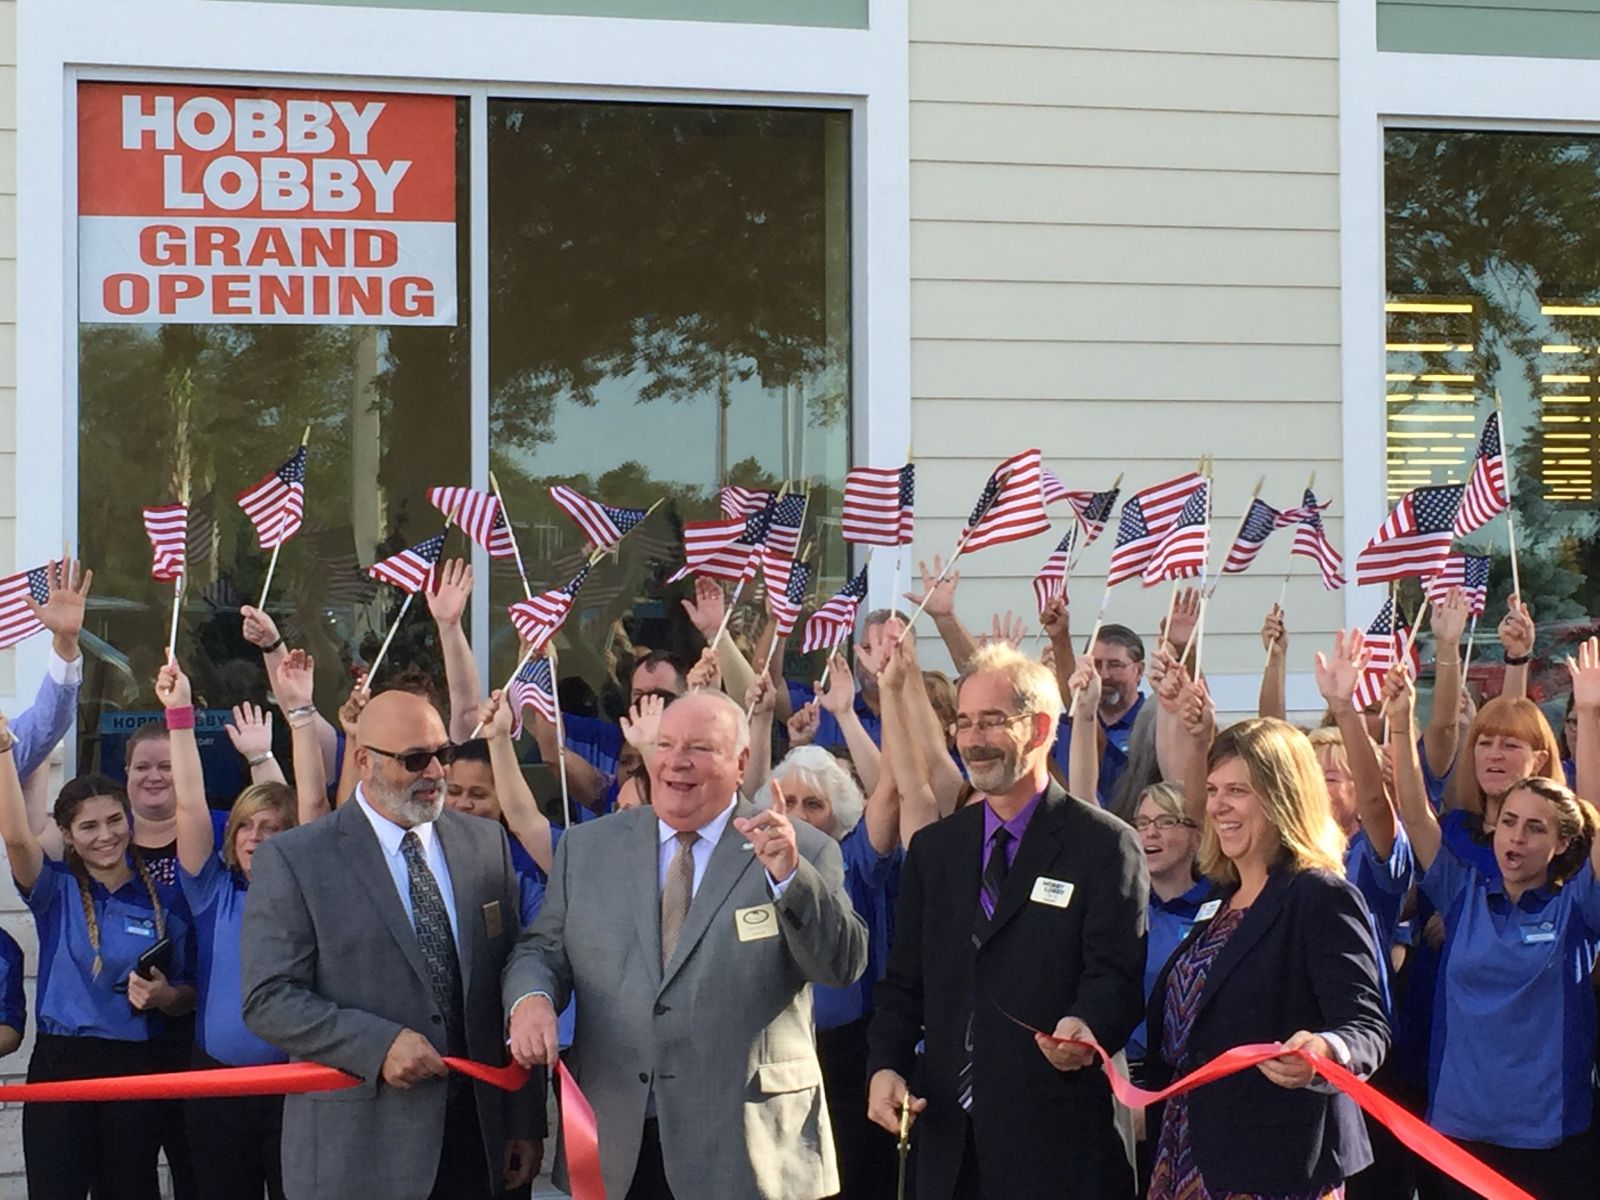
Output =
[
  {"x1": 504, "y1": 689, "x2": 868, "y2": 1200},
  {"x1": 243, "y1": 690, "x2": 535, "y2": 1200}
]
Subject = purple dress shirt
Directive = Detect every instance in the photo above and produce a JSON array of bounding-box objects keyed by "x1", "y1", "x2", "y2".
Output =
[{"x1": 979, "y1": 790, "x2": 1044, "y2": 919}]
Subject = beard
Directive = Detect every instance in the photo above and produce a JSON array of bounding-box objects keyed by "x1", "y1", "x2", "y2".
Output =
[
  {"x1": 960, "y1": 742, "x2": 1029, "y2": 796},
  {"x1": 371, "y1": 776, "x2": 445, "y2": 826},
  {"x1": 1099, "y1": 684, "x2": 1124, "y2": 711}
]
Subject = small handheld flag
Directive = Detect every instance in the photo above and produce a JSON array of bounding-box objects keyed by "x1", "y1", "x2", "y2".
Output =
[
  {"x1": 369, "y1": 533, "x2": 447, "y2": 594},
  {"x1": 508, "y1": 565, "x2": 592, "y2": 655},
  {"x1": 428, "y1": 487, "x2": 515, "y2": 559},
  {"x1": 1355, "y1": 485, "x2": 1462, "y2": 586},
  {"x1": 143, "y1": 504, "x2": 188, "y2": 582},
  {"x1": 802, "y1": 564, "x2": 869, "y2": 654},
  {"x1": 549, "y1": 486, "x2": 649, "y2": 552},
  {"x1": 237, "y1": 446, "x2": 307, "y2": 551},
  {"x1": 841, "y1": 465, "x2": 914, "y2": 547}
]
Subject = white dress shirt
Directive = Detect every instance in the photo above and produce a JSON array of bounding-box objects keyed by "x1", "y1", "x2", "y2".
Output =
[
  {"x1": 354, "y1": 786, "x2": 461, "y2": 944},
  {"x1": 658, "y1": 797, "x2": 794, "y2": 898}
]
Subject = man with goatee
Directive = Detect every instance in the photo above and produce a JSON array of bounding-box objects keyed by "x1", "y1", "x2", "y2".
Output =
[{"x1": 866, "y1": 644, "x2": 1148, "y2": 1200}]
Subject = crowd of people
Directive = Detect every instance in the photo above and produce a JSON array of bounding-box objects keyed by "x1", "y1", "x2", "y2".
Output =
[{"x1": 0, "y1": 550, "x2": 1596, "y2": 1200}]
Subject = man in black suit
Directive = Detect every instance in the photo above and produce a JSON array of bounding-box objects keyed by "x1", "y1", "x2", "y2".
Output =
[{"x1": 866, "y1": 644, "x2": 1147, "y2": 1200}]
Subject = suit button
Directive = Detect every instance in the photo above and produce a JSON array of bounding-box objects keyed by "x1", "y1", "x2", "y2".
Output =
[
  {"x1": 653, "y1": 1002, "x2": 669, "y2": 1016},
  {"x1": 430, "y1": 1015, "x2": 442, "y2": 1025},
  {"x1": 638, "y1": 1072, "x2": 649, "y2": 1084}
]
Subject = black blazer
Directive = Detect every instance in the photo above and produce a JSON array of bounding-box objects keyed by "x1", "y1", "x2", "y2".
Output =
[
  {"x1": 1144, "y1": 865, "x2": 1390, "y2": 1195},
  {"x1": 866, "y1": 784, "x2": 1148, "y2": 1200}
]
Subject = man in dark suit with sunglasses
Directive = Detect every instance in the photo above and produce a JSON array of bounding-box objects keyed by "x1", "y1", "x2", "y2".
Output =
[{"x1": 243, "y1": 690, "x2": 536, "y2": 1200}]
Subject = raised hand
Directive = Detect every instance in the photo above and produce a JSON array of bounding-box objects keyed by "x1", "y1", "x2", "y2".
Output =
[
  {"x1": 903, "y1": 555, "x2": 958, "y2": 620},
  {"x1": 476, "y1": 690, "x2": 515, "y2": 741},
  {"x1": 154, "y1": 659, "x2": 192, "y2": 710},
  {"x1": 1261, "y1": 604, "x2": 1287, "y2": 654},
  {"x1": 1067, "y1": 658, "x2": 1100, "y2": 719},
  {"x1": 271, "y1": 648, "x2": 316, "y2": 712},
  {"x1": 1499, "y1": 595, "x2": 1535, "y2": 659},
  {"x1": 1432, "y1": 585, "x2": 1469, "y2": 649},
  {"x1": 27, "y1": 557, "x2": 92, "y2": 658},
  {"x1": 425, "y1": 559, "x2": 473, "y2": 627},
  {"x1": 787, "y1": 701, "x2": 820, "y2": 746},
  {"x1": 1151, "y1": 649, "x2": 1188, "y2": 715},
  {"x1": 855, "y1": 619, "x2": 902, "y2": 682},
  {"x1": 240, "y1": 604, "x2": 281, "y2": 649},
  {"x1": 983, "y1": 610, "x2": 1026, "y2": 650},
  {"x1": 1178, "y1": 675, "x2": 1215, "y2": 747},
  {"x1": 1381, "y1": 664, "x2": 1416, "y2": 734},
  {"x1": 686, "y1": 645, "x2": 721, "y2": 692},
  {"x1": 681, "y1": 576, "x2": 726, "y2": 644},
  {"x1": 338, "y1": 674, "x2": 370, "y2": 736},
  {"x1": 1314, "y1": 628, "x2": 1369, "y2": 711},
  {"x1": 1565, "y1": 635, "x2": 1600, "y2": 715},
  {"x1": 1163, "y1": 586, "x2": 1201, "y2": 650},
  {"x1": 226, "y1": 703, "x2": 274, "y2": 759},
  {"x1": 1039, "y1": 593, "x2": 1071, "y2": 641},
  {"x1": 745, "y1": 676, "x2": 776, "y2": 719},
  {"x1": 818, "y1": 653, "x2": 856, "y2": 716},
  {"x1": 619, "y1": 694, "x2": 665, "y2": 749}
]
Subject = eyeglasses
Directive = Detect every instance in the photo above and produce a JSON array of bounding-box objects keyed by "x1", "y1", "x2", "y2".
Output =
[
  {"x1": 365, "y1": 744, "x2": 458, "y2": 773},
  {"x1": 1133, "y1": 815, "x2": 1197, "y2": 832},
  {"x1": 1093, "y1": 659, "x2": 1137, "y2": 672},
  {"x1": 953, "y1": 713, "x2": 1031, "y2": 735}
]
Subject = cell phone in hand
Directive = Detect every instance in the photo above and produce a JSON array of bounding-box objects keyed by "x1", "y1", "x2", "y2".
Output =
[{"x1": 114, "y1": 937, "x2": 173, "y2": 995}]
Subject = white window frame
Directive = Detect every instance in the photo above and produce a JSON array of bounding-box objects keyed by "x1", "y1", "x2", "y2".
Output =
[{"x1": 16, "y1": 1, "x2": 909, "y2": 737}]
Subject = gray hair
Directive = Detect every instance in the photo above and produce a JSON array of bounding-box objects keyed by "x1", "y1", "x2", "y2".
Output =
[
  {"x1": 958, "y1": 644, "x2": 1065, "y2": 720},
  {"x1": 682, "y1": 688, "x2": 752, "y2": 756},
  {"x1": 765, "y1": 746, "x2": 865, "y2": 840}
]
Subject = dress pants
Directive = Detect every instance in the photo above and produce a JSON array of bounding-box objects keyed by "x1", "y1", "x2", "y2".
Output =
[
  {"x1": 816, "y1": 1016, "x2": 899, "y2": 1200},
  {"x1": 625, "y1": 1119, "x2": 676, "y2": 1200},
  {"x1": 429, "y1": 1086, "x2": 493, "y2": 1200},
  {"x1": 184, "y1": 1049, "x2": 285, "y2": 1200}
]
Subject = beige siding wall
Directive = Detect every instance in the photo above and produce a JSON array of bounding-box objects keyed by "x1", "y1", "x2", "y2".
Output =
[{"x1": 908, "y1": 0, "x2": 1343, "y2": 702}]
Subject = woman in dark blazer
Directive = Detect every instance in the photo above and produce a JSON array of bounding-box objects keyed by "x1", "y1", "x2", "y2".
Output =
[{"x1": 1147, "y1": 710, "x2": 1390, "y2": 1199}]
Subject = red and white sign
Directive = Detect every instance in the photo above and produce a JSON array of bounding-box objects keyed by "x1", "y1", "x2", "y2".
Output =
[{"x1": 78, "y1": 83, "x2": 457, "y2": 325}]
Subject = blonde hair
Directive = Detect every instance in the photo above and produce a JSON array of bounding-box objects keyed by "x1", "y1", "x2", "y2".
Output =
[
  {"x1": 1138, "y1": 781, "x2": 1188, "y2": 822},
  {"x1": 222, "y1": 782, "x2": 297, "y2": 871},
  {"x1": 1446, "y1": 697, "x2": 1563, "y2": 816},
  {"x1": 1200, "y1": 719, "x2": 1347, "y2": 885},
  {"x1": 958, "y1": 644, "x2": 1064, "y2": 721}
]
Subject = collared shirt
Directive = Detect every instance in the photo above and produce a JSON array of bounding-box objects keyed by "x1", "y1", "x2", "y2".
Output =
[
  {"x1": 354, "y1": 787, "x2": 460, "y2": 944},
  {"x1": 11, "y1": 649, "x2": 83, "y2": 780},
  {"x1": 1422, "y1": 848, "x2": 1600, "y2": 1148},
  {"x1": 180, "y1": 854, "x2": 285, "y2": 1067},
  {"x1": 787, "y1": 682, "x2": 883, "y2": 751},
  {"x1": 979, "y1": 791, "x2": 1043, "y2": 918},
  {"x1": 0, "y1": 928, "x2": 24, "y2": 1036},
  {"x1": 1050, "y1": 692, "x2": 1146, "y2": 807},
  {"x1": 1344, "y1": 822, "x2": 1415, "y2": 1017},
  {"x1": 657, "y1": 798, "x2": 738, "y2": 898},
  {"x1": 1127, "y1": 878, "x2": 1211, "y2": 1062},
  {"x1": 21, "y1": 857, "x2": 194, "y2": 1041},
  {"x1": 814, "y1": 821, "x2": 901, "y2": 1031},
  {"x1": 523, "y1": 712, "x2": 622, "y2": 824}
]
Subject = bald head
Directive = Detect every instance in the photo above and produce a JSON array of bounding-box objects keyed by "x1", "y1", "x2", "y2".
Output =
[{"x1": 356, "y1": 691, "x2": 451, "y2": 827}]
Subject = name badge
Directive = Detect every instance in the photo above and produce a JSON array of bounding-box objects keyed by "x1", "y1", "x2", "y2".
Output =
[
  {"x1": 482, "y1": 901, "x2": 503, "y2": 939},
  {"x1": 1029, "y1": 877, "x2": 1075, "y2": 908},
  {"x1": 123, "y1": 916, "x2": 155, "y2": 939},
  {"x1": 1519, "y1": 922, "x2": 1557, "y2": 945},
  {"x1": 735, "y1": 904, "x2": 780, "y2": 942},
  {"x1": 1195, "y1": 900, "x2": 1222, "y2": 922}
]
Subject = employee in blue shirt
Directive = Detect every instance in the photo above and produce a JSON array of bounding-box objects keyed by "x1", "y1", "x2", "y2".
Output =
[
  {"x1": 7, "y1": 556, "x2": 91, "y2": 781},
  {"x1": 158, "y1": 658, "x2": 298, "y2": 1200},
  {"x1": 1388, "y1": 667, "x2": 1600, "y2": 1200},
  {"x1": 0, "y1": 926, "x2": 24, "y2": 1057},
  {"x1": 0, "y1": 717, "x2": 195, "y2": 1200}
]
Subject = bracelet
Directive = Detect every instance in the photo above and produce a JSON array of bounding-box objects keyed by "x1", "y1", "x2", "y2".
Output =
[
  {"x1": 286, "y1": 705, "x2": 318, "y2": 720},
  {"x1": 262, "y1": 637, "x2": 285, "y2": 654},
  {"x1": 1503, "y1": 653, "x2": 1531, "y2": 666},
  {"x1": 0, "y1": 735, "x2": 13, "y2": 755},
  {"x1": 165, "y1": 705, "x2": 196, "y2": 731},
  {"x1": 246, "y1": 751, "x2": 274, "y2": 767}
]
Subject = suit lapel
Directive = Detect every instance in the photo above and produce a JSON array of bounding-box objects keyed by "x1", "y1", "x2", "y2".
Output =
[
  {"x1": 1195, "y1": 868, "x2": 1291, "y2": 1021},
  {"x1": 435, "y1": 812, "x2": 477, "y2": 986},
  {"x1": 335, "y1": 802, "x2": 433, "y2": 994},
  {"x1": 631, "y1": 810, "x2": 665, "y2": 987},
  {"x1": 975, "y1": 787, "x2": 1071, "y2": 949},
  {"x1": 659, "y1": 800, "x2": 760, "y2": 993}
]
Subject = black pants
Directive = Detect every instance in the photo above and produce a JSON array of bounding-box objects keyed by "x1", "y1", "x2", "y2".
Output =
[
  {"x1": 1443, "y1": 1132, "x2": 1595, "y2": 1200},
  {"x1": 816, "y1": 1016, "x2": 899, "y2": 1200},
  {"x1": 429, "y1": 1087, "x2": 493, "y2": 1200},
  {"x1": 625, "y1": 1119, "x2": 675, "y2": 1200},
  {"x1": 183, "y1": 1050, "x2": 284, "y2": 1200},
  {"x1": 24, "y1": 1033, "x2": 168, "y2": 1200},
  {"x1": 1344, "y1": 1060, "x2": 1415, "y2": 1200},
  {"x1": 153, "y1": 1021, "x2": 199, "y2": 1200}
]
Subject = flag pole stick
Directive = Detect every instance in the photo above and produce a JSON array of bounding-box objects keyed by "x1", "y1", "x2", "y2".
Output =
[
  {"x1": 817, "y1": 547, "x2": 873, "y2": 690},
  {"x1": 550, "y1": 643, "x2": 573, "y2": 829},
  {"x1": 708, "y1": 576, "x2": 747, "y2": 652},
  {"x1": 166, "y1": 478, "x2": 191, "y2": 660},
  {"x1": 1401, "y1": 594, "x2": 1430, "y2": 664},
  {"x1": 468, "y1": 641, "x2": 539, "y2": 740},
  {"x1": 489, "y1": 470, "x2": 536, "y2": 603},
  {"x1": 364, "y1": 592, "x2": 415, "y2": 686},
  {"x1": 1492, "y1": 390, "x2": 1522, "y2": 601},
  {"x1": 897, "y1": 462, "x2": 1018, "y2": 646},
  {"x1": 257, "y1": 426, "x2": 311, "y2": 611},
  {"x1": 1067, "y1": 587, "x2": 1113, "y2": 712}
]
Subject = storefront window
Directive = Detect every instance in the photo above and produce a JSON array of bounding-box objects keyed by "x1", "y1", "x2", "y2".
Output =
[
  {"x1": 486, "y1": 100, "x2": 852, "y2": 708},
  {"x1": 1386, "y1": 128, "x2": 1600, "y2": 700}
]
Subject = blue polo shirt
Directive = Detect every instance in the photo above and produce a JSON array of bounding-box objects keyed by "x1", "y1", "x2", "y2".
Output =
[
  {"x1": 1344, "y1": 823, "x2": 1415, "y2": 1015},
  {"x1": 786, "y1": 683, "x2": 883, "y2": 753},
  {"x1": 0, "y1": 928, "x2": 24, "y2": 1036},
  {"x1": 1127, "y1": 878, "x2": 1210, "y2": 1062},
  {"x1": 1423, "y1": 848, "x2": 1600, "y2": 1148},
  {"x1": 1050, "y1": 693, "x2": 1145, "y2": 808},
  {"x1": 22, "y1": 858, "x2": 194, "y2": 1041},
  {"x1": 814, "y1": 821, "x2": 900, "y2": 1031},
  {"x1": 521, "y1": 713, "x2": 622, "y2": 825},
  {"x1": 180, "y1": 855, "x2": 285, "y2": 1066}
]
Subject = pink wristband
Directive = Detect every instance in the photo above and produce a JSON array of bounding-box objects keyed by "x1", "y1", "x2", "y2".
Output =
[{"x1": 165, "y1": 705, "x2": 196, "y2": 731}]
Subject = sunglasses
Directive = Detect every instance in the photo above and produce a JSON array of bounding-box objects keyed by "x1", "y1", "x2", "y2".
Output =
[{"x1": 364, "y1": 744, "x2": 459, "y2": 773}]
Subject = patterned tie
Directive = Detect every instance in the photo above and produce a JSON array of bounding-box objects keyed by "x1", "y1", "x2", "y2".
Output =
[
  {"x1": 660, "y1": 831, "x2": 698, "y2": 966},
  {"x1": 981, "y1": 827, "x2": 1014, "y2": 919},
  {"x1": 400, "y1": 830, "x2": 465, "y2": 1054}
]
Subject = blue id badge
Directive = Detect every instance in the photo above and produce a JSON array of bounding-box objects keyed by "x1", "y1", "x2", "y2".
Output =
[
  {"x1": 123, "y1": 916, "x2": 156, "y2": 939},
  {"x1": 1519, "y1": 922, "x2": 1557, "y2": 945}
]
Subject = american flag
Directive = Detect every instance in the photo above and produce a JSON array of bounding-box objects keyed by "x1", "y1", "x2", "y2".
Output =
[
  {"x1": 507, "y1": 655, "x2": 557, "y2": 737},
  {"x1": 1352, "y1": 599, "x2": 1419, "y2": 711},
  {"x1": 143, "y1": 503, "x2": 188, "y2": 582},
  {"x1": 841, "y1": 465, "x2": 915, "y2": 547},
  {"x1": 769, "y1": 561, "x2": 813, "y2": 639},
  {"x1": 721, "y1": 486, "x2": 774, "y2": 519},
  {"x1": 548, "y1": 485, "x2": 648, "y2": 551},
  {"x1": 1222, "y1": 498, "x2": 1284, "y2": 575},
  {"x1": 1142, "y1": 479, "x2": 1211, "y2": 585},
  {"x1": 1355, "y1": 484, "x2": 1463, "y2": 586},
  {"x1": 802, "y1": 563, "x2": 869, "y2": 653},
  {"x1": 1285, "y1": 489, "x2": 1345, "y2": 590},
  {"x1": 1454, "y1": 412, "x2": 1510, "y2": 537},
  {"x1": 1040, "y1": 467, "x2": 1070, "y2": 506},
  {"x1": 1062, "y1": 486, "x2": 1120, "y2": 546},
  {"x1": 306, "y1": 525, "x2": 377, "y2": 606},
  {"x1": 368, "y1": 532, "x2": 447, "y2": 594},
  {"x1": 672, "y1": 507, "x2": 772, "y2": 584},
  {"x1": 508, "y1": 564, "x2": 591, "y2": 654},
  {"x1": 1426, "y1": 553, "x2": 1491, "y2": 618},
  {"x1": 761, "y1": 493, "x2": 809, "y2": 595},
  {"x1": 961, "y1": 449, "x2": 1051, "y2": 554},
  {"x1": 237, "y1": 446, "x2": 307, "y2": 551},
  {"x1": 1105, "y1": 472, "x2": 1205, "y2": 587},
  {"x1": 0, "y1": 565, "x2": 51, "y2": 649},
  {"x1": 1032, "y1": 529, "x2": 1075, "y2": 614},
  {"x1": 428, "y1": 486, "x2": 516, "y2": 559}
]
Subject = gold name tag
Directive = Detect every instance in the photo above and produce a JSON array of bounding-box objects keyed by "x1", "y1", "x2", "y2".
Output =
[
  {"x1": 1029, "y1": 877, "x2": 1075, "y2": 908},
  {"x1": 735, "y1": 904, "x2": 780, "y2": 942},
  {"x1": 482, "y1": 900, "x2": 503, "y2": 938}
]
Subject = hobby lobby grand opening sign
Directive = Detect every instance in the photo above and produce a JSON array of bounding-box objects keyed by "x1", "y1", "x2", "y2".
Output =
[{"x1": 79, "y1": 83, "x2": 457, "y2": 325}]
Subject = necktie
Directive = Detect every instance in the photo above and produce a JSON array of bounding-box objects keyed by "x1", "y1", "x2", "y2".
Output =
[
  {"x1": 981, "y1": 827, "x2": 1014, "y2": 919},
  {"x1": 400, "y1": 830, "x2": 465, "y2": 1054},
  {"x1": 660, "y1": 831, "x2": 698, "y2": 966}
]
